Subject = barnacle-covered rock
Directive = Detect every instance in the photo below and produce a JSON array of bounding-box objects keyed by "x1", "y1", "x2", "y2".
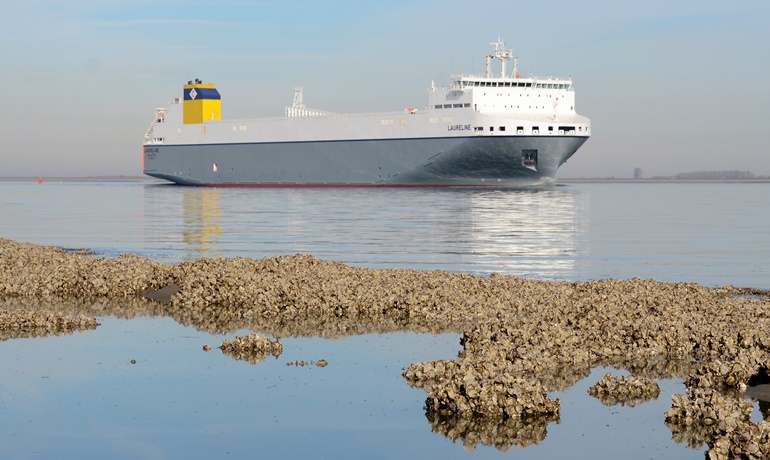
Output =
[
  {"x1": 686, "y1": 356, "x2": 761, "y2": 391},
  {"x1": 665, "y1": 388, "x2": 753, "y2": 434},
  {"x1": 706, "y1": 420, "x2": 770, "y2": 460},
  {"x1": 587, "y1": 373, "x2": 660, "y2": 407},
  {"x1": 219, "y1": 333, "x2": 283, "y2": 364}
]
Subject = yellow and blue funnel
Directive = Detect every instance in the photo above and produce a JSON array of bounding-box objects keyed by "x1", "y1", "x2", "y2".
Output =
[{"x1": 183, "y1": 80, "x2": 221, "y2": 124}]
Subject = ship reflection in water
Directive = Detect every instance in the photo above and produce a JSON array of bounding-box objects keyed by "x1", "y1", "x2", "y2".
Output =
[
  {"x1": 181, "y1": 188, "x2": 222, "y2": 257},
  {"x1": 463, "y1": 188, "x2": 587, "y2": 278},
  {"x1": 142, "y1": 185, "x2": 588, "y2": 280}
]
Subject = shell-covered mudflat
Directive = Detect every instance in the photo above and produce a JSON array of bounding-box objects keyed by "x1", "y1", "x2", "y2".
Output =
[{"x1": 2, "y1": 237, "x2": 770, "y2": 458}]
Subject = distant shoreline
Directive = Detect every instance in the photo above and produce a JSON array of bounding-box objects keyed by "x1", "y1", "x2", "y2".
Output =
[
  {"x1": 557, "y1": 178, "x2": 770, "y2": 184},
  {"x1": 0, "y1": 176, "x2": 164, "y2": 183}
]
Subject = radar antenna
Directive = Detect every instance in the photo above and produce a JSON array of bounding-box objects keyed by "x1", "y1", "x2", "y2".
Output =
[{"x1": 491, "y1": 37, "x2": 514, "y2": 78}]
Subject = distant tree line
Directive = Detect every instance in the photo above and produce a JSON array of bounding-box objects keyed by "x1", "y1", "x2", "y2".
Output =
[{"x1": 674, "y1": 171, "x2": 755, "y2": 180}]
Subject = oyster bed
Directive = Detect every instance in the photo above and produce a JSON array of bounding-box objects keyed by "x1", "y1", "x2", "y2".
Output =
[{"x1": 2, "y1": 237, "x2": 770, "y2": 458}]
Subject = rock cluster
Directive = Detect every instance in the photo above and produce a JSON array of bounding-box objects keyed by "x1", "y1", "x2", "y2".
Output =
[
  {"x1": 2, "y1": 238, "x2": 770, "y2": 457},
  {"x1": 664, "y1": 355, "x2": 770, "y2": 459},
  {"x1": 0, "y1": 239, "x2": 173, "y2": 298},
  {"x1": 587, "y1": 373, "x2": 660, "y2": 407},
  {"x1": 708, "y1": 421, "x2": 770, "y2": 460},
  {"x1": 218, "y1": 333, "x2": 283, "y2": 364}
]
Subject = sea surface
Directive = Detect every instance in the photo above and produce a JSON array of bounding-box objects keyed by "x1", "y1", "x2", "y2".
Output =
[{"x1": 1, "y1": 179, "x2": 769, "y2": 459}]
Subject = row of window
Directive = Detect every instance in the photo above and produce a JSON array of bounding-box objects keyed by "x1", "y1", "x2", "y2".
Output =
[
  {"x1": 456, "y1": 81, "x2": 571, "y2": 89},
  {"x1": 474, "y1": 125, "x2": 580, "y2": 134},
  {"x1": 535, "y1": 83, "x2": 570, "y2": 89},
  {"x1": 434, "y1": 103, "x2": 471, "y2": 109},
  {"x1": 437, "y1": 103, "x2": 569, "y2": 111},
  {"x1": 459, "y1": 81, "x2": 532, "y2": 88}
]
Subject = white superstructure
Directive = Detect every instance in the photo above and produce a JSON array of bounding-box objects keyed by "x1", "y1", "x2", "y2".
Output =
[{"x1": 427, "y1": 38, "x2": 586, "y2": 136}]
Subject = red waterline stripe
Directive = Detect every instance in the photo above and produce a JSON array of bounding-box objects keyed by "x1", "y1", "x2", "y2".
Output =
[{"x1": 182, "y1": 183, "x2": 541, "y2": 189}]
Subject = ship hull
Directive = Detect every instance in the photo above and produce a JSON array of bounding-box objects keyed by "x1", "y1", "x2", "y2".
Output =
[{"x1": 143, "y1": 135, "x2": 588, "y2": 187}]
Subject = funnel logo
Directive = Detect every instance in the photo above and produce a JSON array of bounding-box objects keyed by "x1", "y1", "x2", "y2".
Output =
[{"x1": 189, "y1": 88, "x2": 198, "y2": 100}]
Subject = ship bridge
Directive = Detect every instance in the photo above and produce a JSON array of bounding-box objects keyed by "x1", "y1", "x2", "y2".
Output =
[{"x1": 429, "y1": 38, "x2": 578, "y2": 117}]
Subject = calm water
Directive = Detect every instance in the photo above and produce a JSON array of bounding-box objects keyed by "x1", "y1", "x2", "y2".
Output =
[{"x1": 1, "y1": 180, "x2": 769, "y2": 459}]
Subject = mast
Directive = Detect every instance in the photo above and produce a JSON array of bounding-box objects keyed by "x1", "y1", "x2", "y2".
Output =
[
  {"x1": 292, "y1": 87, "x2": 304, "y2": 110},
  {"x1": 491, "y1": 37, "x2": 513, "y2": 78}
]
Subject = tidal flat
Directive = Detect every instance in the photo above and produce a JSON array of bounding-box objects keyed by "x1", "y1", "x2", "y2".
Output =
[{"x1": 2, "y1": 237, "x2": 770, "y2": 459}]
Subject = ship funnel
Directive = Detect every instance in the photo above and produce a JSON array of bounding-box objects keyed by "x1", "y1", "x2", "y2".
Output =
[{"x1": 183, "y1": 81, "x2": 221, "y2": 124}]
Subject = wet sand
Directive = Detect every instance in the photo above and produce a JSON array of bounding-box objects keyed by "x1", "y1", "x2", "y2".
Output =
[{"x1": 2, "y1": 237, "x2": 769, "y2": 458}]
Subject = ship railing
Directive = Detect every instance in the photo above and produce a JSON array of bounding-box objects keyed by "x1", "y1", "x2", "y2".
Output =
[
  {"x1": 450, "y1": 72, "x2": 573, "y2": 81},
  {"x1": 284, "y1": 107, "x2": 337, "y2": 118},
  {"x1": 143, "y1": 123, "x2": 154, "y2": 144},
  {"x1": 447, "y1": 74, "x2": 574, "y2": 92}
]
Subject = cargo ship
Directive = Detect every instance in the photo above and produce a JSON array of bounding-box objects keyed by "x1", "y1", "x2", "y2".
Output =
[{"x1": 142, "y1": 38, "x2": 590, "y2": 187}]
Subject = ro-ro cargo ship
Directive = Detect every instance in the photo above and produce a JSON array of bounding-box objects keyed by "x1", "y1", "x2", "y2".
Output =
[{"x1": 142, "y1": 39, "x2": 590, "y2": 187}]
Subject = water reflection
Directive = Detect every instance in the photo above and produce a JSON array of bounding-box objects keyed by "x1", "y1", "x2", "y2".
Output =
[
  {"x1": 426, "y1": 412, "x2": 559, "y2": 451},
  {"x1": 142, "y1": 186, "x2": 587, "y2": 279},
  {"x1": 465, "y1": 189, "x2": 586, "y2": 277},
  {"x1": 745, "y1": 384, "x2": 770, "y2": 420},
  {"x1": 182, "y1": 188, "x2": 222, "y2": 256},
  {"x1": 666, "y1": 419, "x2": 713, "y2": 449}
]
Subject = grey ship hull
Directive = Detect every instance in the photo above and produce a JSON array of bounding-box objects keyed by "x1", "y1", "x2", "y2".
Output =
[{"x1": 143, "y1": 135, "x2": 588, "y2": 187}]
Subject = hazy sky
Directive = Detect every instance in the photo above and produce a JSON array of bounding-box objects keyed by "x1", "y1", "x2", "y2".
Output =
[{"x1": 2, "y1": 0, "x2": 768, "y2": 178}]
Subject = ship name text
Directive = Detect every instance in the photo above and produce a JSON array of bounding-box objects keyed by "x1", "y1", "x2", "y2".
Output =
[{"x1": 448, "y1": 124, "x2": 471, "y2": 131}]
